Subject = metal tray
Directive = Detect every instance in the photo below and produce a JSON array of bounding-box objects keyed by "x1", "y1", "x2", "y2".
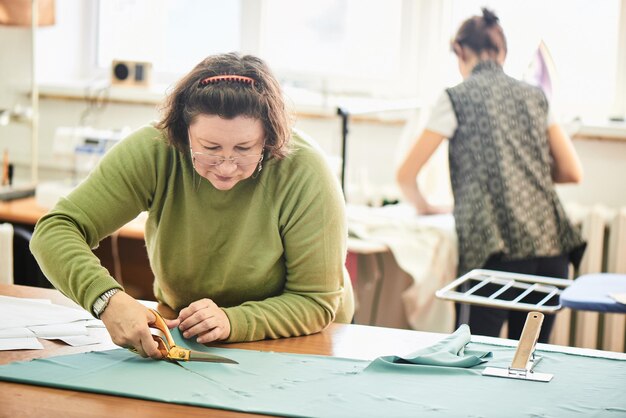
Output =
[{"x1": 436, "y1": 269, "x2": 572, "y2": 313}]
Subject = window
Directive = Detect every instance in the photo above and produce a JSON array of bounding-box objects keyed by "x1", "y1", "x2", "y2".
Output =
[
  {"x1": 258, "y1": 0, "x2": 410, "y2": 97},
  {"x1": 97, "y1": 0, "x2": 241, "y2": 80},
  {"x1": 40, "y1": 0, "x2": 625, "y2": 120},
  {"x1": 94, "y1": 0, "x2": 420, "y2": 98}
]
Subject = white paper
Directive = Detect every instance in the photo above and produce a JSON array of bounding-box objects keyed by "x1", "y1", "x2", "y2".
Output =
[
  {"x1": 0, "y1": 295, "x2": 93, "y2": 329},
  {"x1": 57, "y1": 328, "x2": 116, "y2": 348},
  {"x1": 0, "y1": 295, "x2": 151, "y2": 351},
  {"x1": 29, "y1": 323, "x2": 88, "y2": 338},
  {"x1": 0, "y1": 327, "x2": 36, "y2": 338},
  {"x1": 0, "y1": 337, "x2": 44, "y2": 350},
  {"x1": 81, "y1": 319, "x2": 106, "y2": 328}
]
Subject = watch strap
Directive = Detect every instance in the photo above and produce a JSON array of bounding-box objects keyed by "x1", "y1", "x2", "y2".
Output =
[{"x1": 92, "y1": 288, "x2": 121, "y2": 318}]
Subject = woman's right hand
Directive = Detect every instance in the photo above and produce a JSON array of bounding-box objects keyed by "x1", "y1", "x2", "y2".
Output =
[{"x1": 99, "y1": 291, "x2": 164, "y2": 359}]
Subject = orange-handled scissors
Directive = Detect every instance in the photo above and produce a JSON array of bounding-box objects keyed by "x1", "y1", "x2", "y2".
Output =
[{"x1": 130, "y1": 308, "x2": 238, "y2": 364}]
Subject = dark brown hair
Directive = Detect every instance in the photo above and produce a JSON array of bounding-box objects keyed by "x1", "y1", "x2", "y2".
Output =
[
  {"x1": 452, "y1": 8, "x2": 507, "y2": 60},
  {"x1": 156, "y1": 53, "x2": 292, "y2": 160}
]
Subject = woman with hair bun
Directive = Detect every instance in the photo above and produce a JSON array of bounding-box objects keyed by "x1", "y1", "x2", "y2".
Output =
[{"x1": 396, "y1": 8, "x2": 585, "y2": 342}]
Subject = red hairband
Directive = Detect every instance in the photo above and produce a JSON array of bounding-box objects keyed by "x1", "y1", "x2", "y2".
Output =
[{"x1": 199, "y1": 75, "x2": 256, "y2": 87}]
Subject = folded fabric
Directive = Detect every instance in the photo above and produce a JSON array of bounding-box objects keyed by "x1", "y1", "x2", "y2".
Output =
[{"x1": 366, "y1": 324, "x2": 491, "y2": 371}]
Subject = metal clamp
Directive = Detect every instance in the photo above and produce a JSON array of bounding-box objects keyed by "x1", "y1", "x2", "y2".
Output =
[{"x1": 483, "y1": 311, "x2": 554, "y2": 382}]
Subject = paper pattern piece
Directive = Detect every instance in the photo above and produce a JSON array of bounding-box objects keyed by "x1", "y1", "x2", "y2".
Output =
[
  {"x1": 58, "y1": 328, "x2": 117, "y2": 348},
  {"x1": 0, "y1": 295, "x2": 111, "y2": 350},
  {"x1": 0, "y1": 328, "x2": 36, "y2": 338},
  {"x1": 29, "y1": 323, "x2": 88, "y2": 338},
  {"x1": 0, "y1": 328, "x2": 624, "y2": 417},
  {"x1": 0, "y1": 337, "x2": 43, "y2": 351},
  {"x1": 0, "y1": 295, "x2": 93, "y2": 329}
]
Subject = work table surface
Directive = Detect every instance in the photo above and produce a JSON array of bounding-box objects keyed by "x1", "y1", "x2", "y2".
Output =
[{"x1": 0, "y1": 284, "x2": 443, "y2": 418}]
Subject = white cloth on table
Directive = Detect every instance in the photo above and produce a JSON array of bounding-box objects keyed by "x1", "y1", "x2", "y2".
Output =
[{"x1": 347, "y1": 204, "x2": 457, "y2": 333}]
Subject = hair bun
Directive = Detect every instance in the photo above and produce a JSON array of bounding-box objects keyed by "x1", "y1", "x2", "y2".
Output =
[{"x1": 481, "y1": 8, "x2": 499, "y2": 26}]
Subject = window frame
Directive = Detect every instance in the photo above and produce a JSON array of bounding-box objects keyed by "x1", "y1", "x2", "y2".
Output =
[{"x1": 614, "y1": 0, "x2": 626, "y2": 117}]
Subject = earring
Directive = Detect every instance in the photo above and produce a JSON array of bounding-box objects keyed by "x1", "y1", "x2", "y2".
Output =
[{"x1": 253, "y1": 153, "x2": 264, "y2": 179}]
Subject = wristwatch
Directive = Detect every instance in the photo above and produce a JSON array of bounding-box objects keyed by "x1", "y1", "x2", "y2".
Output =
[{"x1": 92, "y1": 288, "x2": 121, "y2": 318}]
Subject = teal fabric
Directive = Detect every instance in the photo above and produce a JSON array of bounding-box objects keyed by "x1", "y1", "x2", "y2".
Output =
[
  {"x1": 366, "y1": 324, "x2": 492, "y2": 370},
  {"x1": 1, "y1": 328, "x2": 625, "y2": 417}
]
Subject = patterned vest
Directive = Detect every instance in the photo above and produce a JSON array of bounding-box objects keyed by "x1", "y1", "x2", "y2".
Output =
[{"x1": 446, "y1": 60, "x2": 585, "y2": 275}]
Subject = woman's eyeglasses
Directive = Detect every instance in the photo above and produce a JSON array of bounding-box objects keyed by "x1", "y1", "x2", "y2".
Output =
[{"x1": 190, "y1": 149, "x2": 263, "y2": 168}]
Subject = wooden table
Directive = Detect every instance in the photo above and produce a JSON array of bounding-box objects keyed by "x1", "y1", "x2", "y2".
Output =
[
  {"x1": 0, "y1": 196, "x2": 144, "y2": 239},
  {"x1": 0, "y1": 284, "x2": 440, "y2": 418}
]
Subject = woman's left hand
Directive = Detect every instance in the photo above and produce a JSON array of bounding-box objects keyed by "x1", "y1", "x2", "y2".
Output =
[{"x1": 168, "y1": 298, "x2": 231, "y2": 343}]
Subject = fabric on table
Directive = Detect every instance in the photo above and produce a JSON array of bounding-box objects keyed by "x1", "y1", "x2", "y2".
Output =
[
  {"x1": 561, "y1": 273, "x2": 626, "y2": 313},
  {"x1": 366, "y1": 324, "x2": 491, "y2": 370},
  {"x1": 347, "y1": 204, "x2": 457, "y2": 333},
  {"x1": 0, "y1": 328, "x2": 625, "y2": 417}
]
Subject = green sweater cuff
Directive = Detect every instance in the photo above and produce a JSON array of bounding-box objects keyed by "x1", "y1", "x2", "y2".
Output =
[{"x1": 222, "y1": 307, "x2": 247, "y2": 342}]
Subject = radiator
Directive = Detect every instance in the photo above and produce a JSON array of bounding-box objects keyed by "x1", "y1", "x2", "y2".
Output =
[{"x1": 550, "y1": 205, "x2": 626, "y2": 352}]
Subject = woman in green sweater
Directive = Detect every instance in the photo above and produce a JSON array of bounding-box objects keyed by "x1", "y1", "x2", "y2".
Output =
[{"x1": 30, "y1": 53, "x2": 354, "y2": 358}]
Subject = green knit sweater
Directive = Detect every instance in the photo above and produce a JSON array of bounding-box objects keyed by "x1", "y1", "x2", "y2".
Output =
[{"x1": 30, "y1": 124, "x2": 354, "y2": 342}]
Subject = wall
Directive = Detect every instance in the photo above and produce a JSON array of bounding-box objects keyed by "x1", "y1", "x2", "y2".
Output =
[{"x1": 555, "y1": 138, "x2": 626, "y2": 209}]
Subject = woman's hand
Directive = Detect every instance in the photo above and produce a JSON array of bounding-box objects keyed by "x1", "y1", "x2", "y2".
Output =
[
  {"x1": 100, "y1": 291, "x2": 163, "y2": 359},
  {"x1": 173, "y1": 298, "x2": 231, "y2": 343},
  {"x1": 417, "y1": 202, "x2": 453, "y2": 215},
  {"x1": 396, "y1": 129, "x2": 448, "y2": 213},
  {"x1": 547, "y1": 124, "x2": 583, "y2": 184}
]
